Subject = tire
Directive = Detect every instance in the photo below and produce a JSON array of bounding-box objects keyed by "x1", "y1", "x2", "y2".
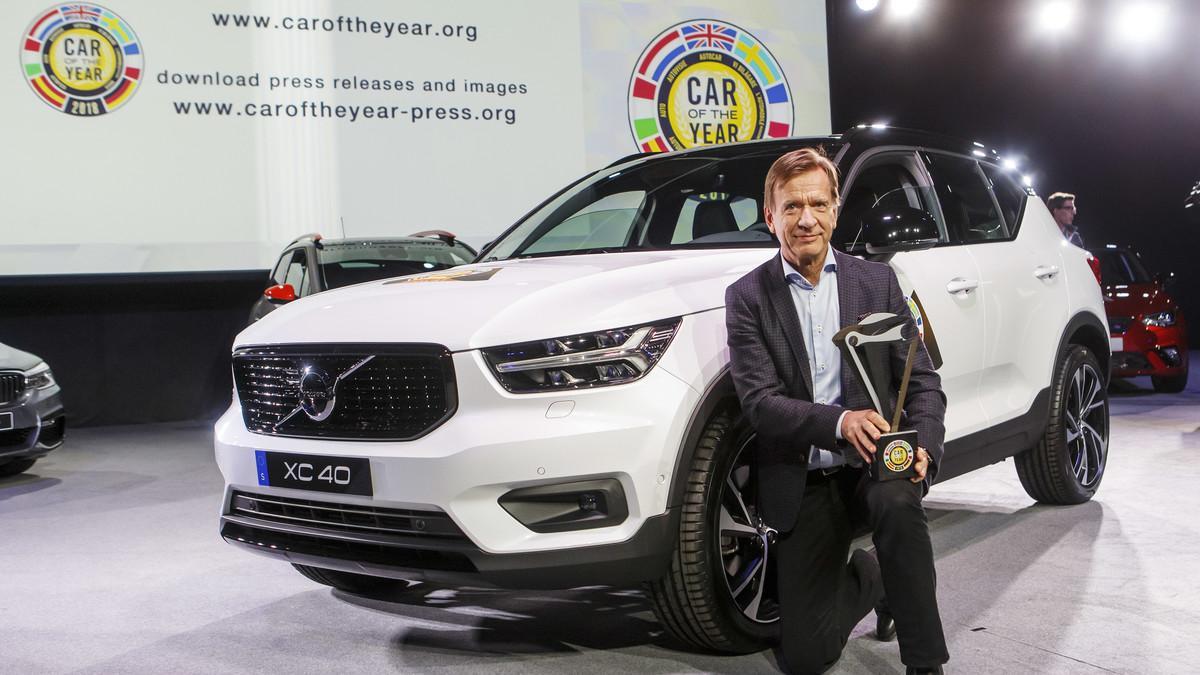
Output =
[
  {"x1": 0, "y1": 458, "x2": 36, "y2": 478},
  {"x1": 1016, "y1": 345, "x2": 1109, "y2": 504},
  {"x1": 291, "y1": 564, "x2": 411, "y2": 594},
  {"x1": 1151, "y1": 362, "x2": 1188, "y2": 393},
  {"x1": 646, "y1": 409, "x2": 778, "y2": 653}
]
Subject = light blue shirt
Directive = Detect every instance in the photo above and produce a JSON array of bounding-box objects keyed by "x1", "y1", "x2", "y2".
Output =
[{"x1": 781, "y1": 248, "x2": 850, "y2": 470}]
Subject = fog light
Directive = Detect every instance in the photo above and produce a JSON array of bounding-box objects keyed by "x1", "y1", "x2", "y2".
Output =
[
  {"x1": 498, "y1": 479, "x2": 628, "y2": 533},
  {"x1": 579, "y1": 492, "x2": 599, "y2": 512},
  {"x1": 1158, "y1": 346, "x2": 1182, "y2": 367}
]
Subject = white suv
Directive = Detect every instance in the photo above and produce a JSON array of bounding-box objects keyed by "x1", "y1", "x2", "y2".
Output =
[{"x1": 214, "y1": 128, "x2": 1110, "y2": 652}]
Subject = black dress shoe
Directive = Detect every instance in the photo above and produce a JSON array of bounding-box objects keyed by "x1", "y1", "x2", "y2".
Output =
[
  {"x1": 905, "y1": 667, "x2": 944, "y2": 674},
  {"x1": 875, "y1": 604, "x2": 896, "y2": 642}
]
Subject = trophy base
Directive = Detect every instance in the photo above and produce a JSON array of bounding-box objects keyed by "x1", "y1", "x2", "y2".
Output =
[{"x1": 871, "y1": 430, "x2": 920, "y2": 481}]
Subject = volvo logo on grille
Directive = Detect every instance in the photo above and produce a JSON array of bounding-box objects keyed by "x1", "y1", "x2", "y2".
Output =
[
  {"x1": 298, "y1": 366, "x2": 336, "y2": 421},
  {"x1": 273, "y1": 356, "x2": 375, "y2": 430}
]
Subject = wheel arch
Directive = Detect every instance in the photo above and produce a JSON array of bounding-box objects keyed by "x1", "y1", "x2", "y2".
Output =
[
  {"x1": 667, "y1": 366, "x2": 739, "y2": 510},
  {"x1": 1059, "y1": 310, "x2": 1110, "y2": 385}
]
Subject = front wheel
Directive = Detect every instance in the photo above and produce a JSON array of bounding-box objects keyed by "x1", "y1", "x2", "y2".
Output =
[
  {"x1": 646, "y1": 409, "x2": 778, "y2": 653},
  {"x1": 1015, "y1": 345, "x2": 1109, "y2": 504}
]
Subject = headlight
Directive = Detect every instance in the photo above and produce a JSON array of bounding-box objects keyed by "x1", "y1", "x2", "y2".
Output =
[
  {"x1": 23, "y1": 361, "x2": 56, "y2": 390},
  {"x1": 1142, "y1": 311, "x2": 1176, "y2": 327},
  {"x1": 481, "y1": 318, "x2": 682, "y2": 392}
]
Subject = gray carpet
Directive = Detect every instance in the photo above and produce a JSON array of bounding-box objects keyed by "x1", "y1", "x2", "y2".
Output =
[{"x1": 2, "y1": 368, "x2": 1198, "y2": 674}]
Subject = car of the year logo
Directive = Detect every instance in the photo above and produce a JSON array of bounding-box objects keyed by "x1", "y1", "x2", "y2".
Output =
[{"x1": 214, "y1": 127, "x2": 1112, "y2": 652}]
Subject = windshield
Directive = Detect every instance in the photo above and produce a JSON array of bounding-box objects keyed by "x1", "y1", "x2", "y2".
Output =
[
  {"x1": 318, "y1": 241, "x2": 474, "y2": 288},
  {"x1": 481, "y1": 143, "x2": 840, "y2": 261},
  {"x1": 1096, "y1": 249, "x2": 1152, "y2": 285}
]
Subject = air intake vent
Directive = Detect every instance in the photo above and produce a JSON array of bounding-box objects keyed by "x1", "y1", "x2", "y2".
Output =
[
  {"x1": 232, "y1": 344, "x2": 456, "y2": 441},
  {"x1": 228, "y1": 491, "x2": 467, "y2": 540}
]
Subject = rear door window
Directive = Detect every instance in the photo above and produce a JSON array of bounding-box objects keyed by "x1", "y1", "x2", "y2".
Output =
[
  {"x1": 924, "y1": 153, "x2": 1009, "y2": 244},
  {"x1": 980, "y1": 163, "x2": 1028, "y2": 237}
]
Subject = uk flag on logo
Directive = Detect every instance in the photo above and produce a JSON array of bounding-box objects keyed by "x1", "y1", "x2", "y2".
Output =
[{"x1": 680, "y1": 22, "x2": 737, "y2": 50}]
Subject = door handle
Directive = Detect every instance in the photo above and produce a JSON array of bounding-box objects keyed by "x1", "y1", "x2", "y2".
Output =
[
  {"x1": 946, "y1": 278, "x2": 979, "y2": 295},
  {"x1": 1034, "y1": 265, "x2": 1060, "y2": 280}
]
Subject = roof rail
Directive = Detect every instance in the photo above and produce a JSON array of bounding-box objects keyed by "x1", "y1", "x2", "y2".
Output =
[
  {"x1": 409, "y1": 230, "x2": 458, "y2": 245},
  {"x1": 286, "y1": 232, "x2": 323, "y2": 249}
]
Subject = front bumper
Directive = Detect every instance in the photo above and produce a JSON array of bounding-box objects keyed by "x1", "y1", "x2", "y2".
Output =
[
  {"x1": 1, "y1": 385, "x2": 65, "y2": 461},
  {"x1": 214, "y1": 349, "x2": 700, "y2": 587},
  {"x1": 1110, "y1": 323, "x2": 1188, "y2": 377}
]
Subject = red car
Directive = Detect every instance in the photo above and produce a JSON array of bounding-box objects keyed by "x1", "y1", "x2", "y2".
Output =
[{"x1": 1095, "y1": 245, "x2": 1189, "y2": 392}]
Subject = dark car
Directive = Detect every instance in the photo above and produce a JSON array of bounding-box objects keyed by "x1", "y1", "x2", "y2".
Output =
[
  {"x1": 1095, "y1": 244, "x2": 1188, "y2": 392},
  {"x1": 248, "y1": 231, "x2": 478, "y2": 323},
  {"x1": 0, "y1": 342, "x2": 65, "y2": 477}
]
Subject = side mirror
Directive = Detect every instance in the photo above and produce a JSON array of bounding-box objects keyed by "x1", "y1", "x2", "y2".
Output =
[
  {"x1": 264, "y1": 283, "x2": 297, "y2": 303},
  {"x1": 1156, "y1": 271, "x2": 1177, "y2": 289},
  {"x1": 860, "y1": 206, "x2": 940, "y2": 254}
]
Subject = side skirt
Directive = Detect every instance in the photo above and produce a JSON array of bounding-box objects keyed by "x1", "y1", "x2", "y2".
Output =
[{"x1": 935, "y1": 387, "x2": 1051, "y2": 483}]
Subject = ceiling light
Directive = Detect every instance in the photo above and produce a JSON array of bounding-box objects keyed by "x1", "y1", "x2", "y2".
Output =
[
  {"x1": 856, "y1": 0, "x2": 880, "y2": 11},
  {"x1": 1033, "y1": 0, "x2": 1079, "y2": 37},
  {"x1": 1111, "y1": 2, "x2": 1169, "y2": 47}
]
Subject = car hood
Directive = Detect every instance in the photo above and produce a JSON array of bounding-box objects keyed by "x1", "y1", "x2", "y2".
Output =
[
  {"x1": 0, "y1": 342, "x2": 43, "y2": 371},
  {"x1": 1102, "y1": 282, "x2": 1173, "y2": 317},
  {"x1": 236, "y1": 248, "x2": 777, "y2": 351}
]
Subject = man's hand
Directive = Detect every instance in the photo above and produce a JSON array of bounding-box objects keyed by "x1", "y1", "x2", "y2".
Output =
[
  {"x1": 841, "y1": 409, "x2": 890, "y2": 464},
  {"x1": 911, "y1": 447, "x2": 930, "y2": 484}
]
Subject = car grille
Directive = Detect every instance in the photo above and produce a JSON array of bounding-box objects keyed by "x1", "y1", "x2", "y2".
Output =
[
  {"x1": 0, "y1": 372, "x2": 25, "y2": 406},
  {"x1": 232, "y1": 344, "x2": 457, "y2": 441},
  {"x1": 222, "y1": 491, "x2": 476, "y2": 572},
  {"x1": 1109, "y1": 316, "x2": 1133, "y2": 334}
]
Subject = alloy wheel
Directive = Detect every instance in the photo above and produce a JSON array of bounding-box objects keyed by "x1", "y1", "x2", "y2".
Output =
[
  {"x1": 1064, "y1": 362, "x2": 1107, "y2": 489},
  {"x1": 717, "y1": 433, "x2": 779, "y2": 624}
]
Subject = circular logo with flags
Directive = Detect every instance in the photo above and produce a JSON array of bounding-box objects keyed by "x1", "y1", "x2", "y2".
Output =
[
  {"x1": 628, "y1": 19, "x2": 792, "y2": 153},
  {"x1": 20, "y1": 4, "x2": 143, "y2": 116},
  {"x1": 883, "y1": 439, "x2": 915, "y2": 473}
]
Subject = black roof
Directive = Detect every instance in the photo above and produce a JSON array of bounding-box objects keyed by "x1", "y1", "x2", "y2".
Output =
[{"x1": 606, "y1": 126, "x2": 1006, "y2": 169}]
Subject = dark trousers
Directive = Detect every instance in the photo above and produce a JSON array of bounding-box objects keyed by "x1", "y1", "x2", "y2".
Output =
[{"x1": 777, "y1": 467, "x2": 948, "y2": 674}]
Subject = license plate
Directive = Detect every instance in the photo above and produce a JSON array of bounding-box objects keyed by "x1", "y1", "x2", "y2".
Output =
[
  {"x1": 0, "y1": 412, "x2": 11, "y2": 431},
  {"x1": 255, "y1": 451, "x2": 372, "y2": 496},
  {"x1": 1109, "y1": 336, "x2": 1124, "y2": 352}
]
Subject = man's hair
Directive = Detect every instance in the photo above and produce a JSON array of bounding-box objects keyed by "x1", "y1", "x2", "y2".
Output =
[
  {"x1": 1047, "y1": 192, "x2": 1076, "y2": 210},
  {"x1": 764, "y1": 147, "x2": 840, "y2": 211}
]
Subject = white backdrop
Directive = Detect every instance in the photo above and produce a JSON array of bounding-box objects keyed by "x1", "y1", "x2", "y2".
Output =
[{"x1": 1, "y1": 0, "x2": 829, "y2": 275}]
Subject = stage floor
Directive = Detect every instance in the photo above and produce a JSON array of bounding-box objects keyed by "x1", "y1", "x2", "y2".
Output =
[{"x1": 3, "y1": 370, "x2": 1197, "y2": 674}]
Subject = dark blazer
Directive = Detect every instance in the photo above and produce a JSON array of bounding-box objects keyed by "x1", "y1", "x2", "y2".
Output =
[{"x1": 725, "y1": 250, "x2": 947, "y2": 533}]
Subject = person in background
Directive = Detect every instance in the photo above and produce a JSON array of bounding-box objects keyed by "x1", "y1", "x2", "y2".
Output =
[{"x1": 1047, "y1": 192, "x2": 1082, "y2": 246}]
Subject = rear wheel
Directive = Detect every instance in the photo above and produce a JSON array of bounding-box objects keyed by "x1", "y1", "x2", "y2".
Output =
[
  {"x1": 292, "y1": 564, "x2": 412, "y2": 594},
  {"x1": 0, "y1": 458, "x2": 36, "y2": 478},
  {"x1": 1016, "y1": 345, "x2": 1109, "y2": 504},
  {"x1": 646, "y1": 410, "x2": 778, "y2": 653}
]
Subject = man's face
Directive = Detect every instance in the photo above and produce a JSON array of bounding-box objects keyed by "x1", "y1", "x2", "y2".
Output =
[
  {"x1": 1052, "y1": 199, "x2": 1076, "y2": 227},
  {"x1": 765, "y1": 168, "x2": 838, "y2": 268}
]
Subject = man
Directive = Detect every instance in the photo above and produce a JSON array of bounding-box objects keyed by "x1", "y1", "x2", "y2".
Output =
[
  {"x1": 1047, "y1": 192, "x2": 1083, "y2": 246},
  {"x1": 725, "y1": 148, "x2": 948, "y2": 674}
]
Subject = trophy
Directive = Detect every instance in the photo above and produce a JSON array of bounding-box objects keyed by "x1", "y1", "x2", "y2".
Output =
[{"x1": 832, "y1": 313, "x2": 920, "y2": 481}]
